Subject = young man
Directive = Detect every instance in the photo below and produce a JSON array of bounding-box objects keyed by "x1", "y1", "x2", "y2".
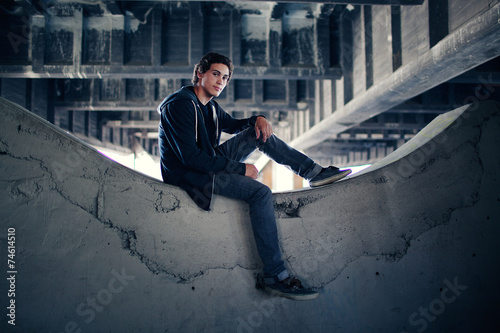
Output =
[{"x1": 157, "y1": 52, "x2": 351, "y2": 300}]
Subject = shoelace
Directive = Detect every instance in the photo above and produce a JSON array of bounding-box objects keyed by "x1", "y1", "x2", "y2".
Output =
[{"x1": 281, "y1": 277, "x2": 303, "y2": 289}]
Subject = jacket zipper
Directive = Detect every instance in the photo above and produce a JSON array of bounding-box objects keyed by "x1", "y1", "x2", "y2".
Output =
[
  {"x1": 190, "y1": 100, "x2": 218, "y2": 211},
  {"x1": 191, "y1": 100, "x2": 219, "y2": 146},
  {"x1": 211, "y1": 104, "x2": 219, "y2": 146},
  {"x1": 191, "y1": 100, "x2": 198, "y2": 143}
]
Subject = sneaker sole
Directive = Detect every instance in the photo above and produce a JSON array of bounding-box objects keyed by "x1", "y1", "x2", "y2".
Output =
[
  {"x1": 262, "y1": 285, "x2": 319, "y2": 301},
  {"x1": 310, "y1": 169, "x2": 352, "y2": 187}
]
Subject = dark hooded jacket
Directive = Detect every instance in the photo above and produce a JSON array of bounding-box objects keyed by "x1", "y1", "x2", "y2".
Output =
[{"x1": 157, "y1": 86, "x2": 259, "y2": 211}]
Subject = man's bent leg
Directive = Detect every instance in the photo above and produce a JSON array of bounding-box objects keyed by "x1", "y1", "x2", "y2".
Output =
[
  {"x1": 213, "y1": 173, "x2": 286, "y2": 277},
  {"x1": 215, "y1": 128, "x2": 259, "y2": 162},
  {"x1": 217, "y1": 128, "x2": 322, "y2": 180},
  {"x1": 258, "y1": 134, "x2": 322, "y2": 180},
  {"x1": 257, "y1": 135, "x2": 352, "y2": 186}
]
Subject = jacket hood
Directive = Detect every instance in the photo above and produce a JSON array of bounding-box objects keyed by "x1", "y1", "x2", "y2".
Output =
[{"x1": 157, "y1": 86, "x2": 198, "y2": 114}]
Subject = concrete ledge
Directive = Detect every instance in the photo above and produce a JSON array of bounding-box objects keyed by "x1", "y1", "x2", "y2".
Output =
[{"x1": 1, "y1": 97, "x2": 499, "y2": 332}]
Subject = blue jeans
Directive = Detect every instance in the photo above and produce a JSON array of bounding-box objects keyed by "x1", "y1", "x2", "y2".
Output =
[{"x1": 213, "y1": 129, "x2": 322, "y2": 277}]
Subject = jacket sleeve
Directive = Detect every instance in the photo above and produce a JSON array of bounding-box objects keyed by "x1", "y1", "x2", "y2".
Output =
[
  {"x1": 215, "y1": 102, "x2": 260, "y2": 135},
  {"x1": 161, "y1": 99, "x2": 246, "y2": 175}
]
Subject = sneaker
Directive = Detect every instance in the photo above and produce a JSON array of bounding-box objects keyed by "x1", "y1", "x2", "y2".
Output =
[
  {"x1": 256, "y1": 274, "x2": 319, "y2": 301},
  {"x1": 309, "y1": 166, "x2": 352, "y2": 187}
]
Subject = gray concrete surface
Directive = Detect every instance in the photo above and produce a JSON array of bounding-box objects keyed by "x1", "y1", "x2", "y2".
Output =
[{"x1": 0, "y1": 97, "x2": 499, "y2": 332}]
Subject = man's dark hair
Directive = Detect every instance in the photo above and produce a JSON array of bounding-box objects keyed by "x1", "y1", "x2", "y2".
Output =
[{"x1": 192, "y1": 52, "x2": 234, "y2": 85}]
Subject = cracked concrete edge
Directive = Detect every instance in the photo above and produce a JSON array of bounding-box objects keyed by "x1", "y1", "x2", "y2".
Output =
[
  {"x1": 280, "y1": 181, "x2": 483, "y2": 289},
  {"x1": 274, "y1": 100, "x2": 499, "y2": 287},
  {"x1": 0, "y1": 97, "x2": 262, "y2": 283}
]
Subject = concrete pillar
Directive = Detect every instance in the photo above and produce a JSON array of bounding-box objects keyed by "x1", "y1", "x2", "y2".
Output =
[
  {"x1": 269, "y1": 19, "x2": 282, "y2": 68},
  {"x1": 151, "y1": 8, "x2": 162, "y2": 67},
  {"x1": 31, "y1": 79, "x2": 49, "y2": 119},
  {"x1": 352, "y1": 6, "x2": 367, "y2": 98},
  {"x1": 322, "y1": 79, "x2": 333, "y2": 119},
  {"x1": 401, "y1": 1, "x2": 430, "y2": 65},
  {"x1": 371, "y1": 6, "x2": 393, "y2": 84},
  {"x1": 189, "y1": 2, "x2": 204, "y2": 66},
  {"x1": 111, "y1": 15, "x2": 124, "y2": 66},
  {"x1": 230, "y1": 9, "x2": 241, "y2": 67},
  {"x1": 72, "y1": 8, "x2": 83, "y2": 75},
  {"x1": 313, "y1": 80, "x2": 322, "y2": 127},
  {"x1": 31, "y1": 15, "x2": 45, "y2": 72}
]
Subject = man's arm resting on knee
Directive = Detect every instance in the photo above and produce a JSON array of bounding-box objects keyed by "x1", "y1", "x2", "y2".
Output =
[{"x1": 255, "y1": 116, "x2": 273, "y2": 142}]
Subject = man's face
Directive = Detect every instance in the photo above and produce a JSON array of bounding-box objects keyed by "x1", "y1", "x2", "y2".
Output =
[{"x1": 198, "y1": 63, "x2": 230, "y2": 98}]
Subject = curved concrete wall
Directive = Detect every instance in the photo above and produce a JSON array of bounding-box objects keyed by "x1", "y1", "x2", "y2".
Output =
[{"x1": 0, "y1": 97, "x2": 499, "y2": 332}]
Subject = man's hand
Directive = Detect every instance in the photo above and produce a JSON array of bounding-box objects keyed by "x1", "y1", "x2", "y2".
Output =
[
  {"x1": 255, "y1": 116, "x2": 273, "y2": 142},
  {"x1": 245, "y1": 164, "x2": 259, "y2": 179}
]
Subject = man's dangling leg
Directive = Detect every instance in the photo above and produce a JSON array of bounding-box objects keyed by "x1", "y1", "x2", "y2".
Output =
[{"x1": 213, "y1": 173, "x2": 287, "y2": 277}]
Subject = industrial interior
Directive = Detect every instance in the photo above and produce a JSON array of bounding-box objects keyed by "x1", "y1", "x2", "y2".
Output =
[{"x1": 1, "y1": 1, "x2": 500, "y2": 332}]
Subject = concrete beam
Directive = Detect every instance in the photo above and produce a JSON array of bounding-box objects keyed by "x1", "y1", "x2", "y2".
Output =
[
  {"x1": 0, "y1": 2, "x2": 344, "y2": 80},
  {"x1": 113, "y1": 0, "x2": 425, "y2": 4},
  {"x1": 0, "y1": 64, "x2": 343, "y2": 80},
  {"x1": 290, "y1": 2, "x2": 500, "y2": 151}
]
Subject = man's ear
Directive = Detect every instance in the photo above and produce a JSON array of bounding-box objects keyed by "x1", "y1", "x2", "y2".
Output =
[{"x1": 197, "y1": 70, "x2": 204, "y2": 80}]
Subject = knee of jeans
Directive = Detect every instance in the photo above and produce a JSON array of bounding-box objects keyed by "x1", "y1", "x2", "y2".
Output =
[
  {"x1": 256, "y1": 134, "x2": 277, "y2": 151},
  {"x1": 240, "y1": 128, "x2": 261, "y2": 147},
  {"x1": 252, "y1": 184, "x2": 272, "y2": 203}
]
